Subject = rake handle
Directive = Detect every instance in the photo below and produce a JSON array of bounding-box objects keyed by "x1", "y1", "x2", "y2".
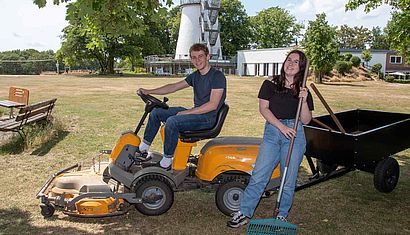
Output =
[{"x1": 274, "y1": 60, "x2": 309, "y2": 216}]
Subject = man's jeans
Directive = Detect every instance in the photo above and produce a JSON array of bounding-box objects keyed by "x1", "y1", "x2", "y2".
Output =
[
  {"x1": 143, "y1": 107, "x2": 216, "y2": 157},
  {"x1": 240, "y1": 120, "x2": 306, "y2": 218}
]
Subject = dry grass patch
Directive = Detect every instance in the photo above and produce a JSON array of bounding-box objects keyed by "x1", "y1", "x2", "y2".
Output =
[{"x1": 0, "y1": 75, "x2": 409, "y2": 235}]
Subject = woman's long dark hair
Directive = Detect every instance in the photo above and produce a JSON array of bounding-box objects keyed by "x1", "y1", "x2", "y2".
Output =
[{"x1": 272, "y1": 49, "x2": 307, "y2": 96}]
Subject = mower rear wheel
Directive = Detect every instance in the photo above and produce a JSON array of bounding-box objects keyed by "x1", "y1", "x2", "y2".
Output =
[
  {"x1": 134, "y1": 179, "x2": 174, "y2": 216},
  {"x1": 40, "y1": 203, "x2": 55, "y2": 218},
  {"x1": 374, "y1": 157, "x2": 400, "y2": 193},
  {"x1": 216, "y1": 181, "x2": 246, "y2": 216}
]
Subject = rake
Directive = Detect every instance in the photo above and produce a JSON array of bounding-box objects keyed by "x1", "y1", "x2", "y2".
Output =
[
  {"x1": 247, "y1": 218, "x2": 297, "y2": 235},
  {"x1": 247, "y1": 59, "x2": 310, "y2": 235}
]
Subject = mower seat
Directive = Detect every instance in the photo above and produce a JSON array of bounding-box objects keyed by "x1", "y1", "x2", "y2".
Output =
[{"x1": 179, "y1": 103, "x2": 229, "y2": 143}]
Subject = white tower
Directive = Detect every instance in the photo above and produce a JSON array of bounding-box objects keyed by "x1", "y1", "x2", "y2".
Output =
[{"x1": 174, "y1": 0, "x2": 222, "y2": 60}]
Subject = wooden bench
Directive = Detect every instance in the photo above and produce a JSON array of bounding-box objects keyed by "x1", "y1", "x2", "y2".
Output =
[{"x1": 0, "y1": 98, "x2": 57, "y2": 139}]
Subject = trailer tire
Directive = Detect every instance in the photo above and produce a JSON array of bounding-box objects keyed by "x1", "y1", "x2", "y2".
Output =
[
  {"x1": 216, "y1": 181, "x2": 246, "y2": 216},
  {"x1": 134, "y1": 179, "x2": 174, "y2": 216},
  {"x1": 317, "y1": 159, "x2": 338, "y2": 174},
  {"x1": 374, "y1": 157, "x2": 399, "y2": 193}
]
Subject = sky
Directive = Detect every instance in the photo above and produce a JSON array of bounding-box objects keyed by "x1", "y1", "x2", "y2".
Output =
[{"x1": 0, "y1": 0, "x2": 393, "y2": 52}]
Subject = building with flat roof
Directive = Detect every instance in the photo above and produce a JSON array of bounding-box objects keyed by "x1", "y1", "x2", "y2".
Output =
[{"x1": 236, "y1": 47, "x2": 296, "y2": 77}]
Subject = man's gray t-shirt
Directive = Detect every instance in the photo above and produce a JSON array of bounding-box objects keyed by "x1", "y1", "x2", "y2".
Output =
[{"x1": 185, "y1": 67, "x2": 227, "y2": 116}]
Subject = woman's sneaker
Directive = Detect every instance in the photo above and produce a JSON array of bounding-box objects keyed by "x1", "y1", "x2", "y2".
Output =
[
  {"x1": 276, "y1": 215, "x2": 287, "y2": 222},
  {"x1": 227, "y1": 211, "x2": 249, "y2": 228}
]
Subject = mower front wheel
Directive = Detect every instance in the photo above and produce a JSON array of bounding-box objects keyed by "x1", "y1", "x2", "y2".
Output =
[
  {"x1": 134, "y1": 179, "x2": 174, "y2": 216},
  {"x1": 216, "y1": 181, "x2": 246, "y2": 216},
  {"x1": 40, "y1": 203, "x2": 55, "y2": 218}
]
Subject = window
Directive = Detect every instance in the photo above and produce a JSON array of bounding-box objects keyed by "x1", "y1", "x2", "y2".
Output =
[
  {"x1": 390, "y1": 56, "x2": 402, "y2": 64},
  {"x1": 243, "y1": 63, "x2": 247, "y2": 76},
  {"x1": 272, "y1": 63, "x2": 279, "y2": 75},
  {"x1": 255, "y1": 64, "x2": 260, "y2": 76},
  {"x1": 263, "y1": 63, "x2": 269, "y2": 76}
]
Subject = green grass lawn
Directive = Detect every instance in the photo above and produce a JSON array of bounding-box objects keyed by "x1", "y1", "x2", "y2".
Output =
[{"x1": 0, "y1": 75, "x2": 409, "y2": 235}]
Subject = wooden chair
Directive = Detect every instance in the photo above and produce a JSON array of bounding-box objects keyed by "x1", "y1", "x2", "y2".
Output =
[{"x1": 9, "y1": 87, "x2": 30, "y2": 105}]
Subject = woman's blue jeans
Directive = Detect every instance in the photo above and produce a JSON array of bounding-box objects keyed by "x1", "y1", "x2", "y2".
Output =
[
  {"x1": 240, "y1": 120, "x2": 306, "y2": 218},
  {"x1": 143, "y1": 107, "x2": 216, "y2": 157}
]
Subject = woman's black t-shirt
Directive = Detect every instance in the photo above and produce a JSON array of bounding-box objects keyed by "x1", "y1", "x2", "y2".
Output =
[{"x1": 258, "y1": 79, "x2": 314, "y2": 119}]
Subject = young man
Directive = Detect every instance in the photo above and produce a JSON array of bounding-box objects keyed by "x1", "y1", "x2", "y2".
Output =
[{"x1": 137, "y1": 43, "x2": 227, "y2": 169}]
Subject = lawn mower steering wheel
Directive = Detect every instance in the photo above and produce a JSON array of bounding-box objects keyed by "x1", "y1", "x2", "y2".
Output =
[{"x1": 137, "y1": 91, "x2": 169, "y2": 110}]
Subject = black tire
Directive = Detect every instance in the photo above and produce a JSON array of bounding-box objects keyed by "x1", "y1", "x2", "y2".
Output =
[
  {"x1": 316, "y1": 159, "x2": 338, "y2": 174},
  {"x1": 374, "y1": 157, "x2": 400, "y2": 193},
  {"x1": 215, "y1": 181, "x2": 246, "y2": 216},
  {"x1": 40, "y1": 203, "x2": 55, "y2": 218},
  {"x1": 134, "y1": 179, "x2": 174, "y2": 216}
]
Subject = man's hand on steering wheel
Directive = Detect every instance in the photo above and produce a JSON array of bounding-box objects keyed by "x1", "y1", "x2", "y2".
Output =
[{"x1": 136, "y1": 89, "x2": 169, "y2": 110}]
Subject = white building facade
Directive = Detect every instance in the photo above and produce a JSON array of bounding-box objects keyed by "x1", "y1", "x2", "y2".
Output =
[{"x1": 236, "y1": 47, "x2": 294, "y2": 77}]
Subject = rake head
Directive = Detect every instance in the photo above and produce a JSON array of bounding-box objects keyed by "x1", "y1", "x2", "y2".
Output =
[{"x1": 247, "y1": 218, "x2": 298, "y2": 235}]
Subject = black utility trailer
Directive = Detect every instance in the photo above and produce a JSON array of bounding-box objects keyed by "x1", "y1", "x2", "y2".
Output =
[{"x1": 302, "y1": 109, "x2": 410, "y2": 193}]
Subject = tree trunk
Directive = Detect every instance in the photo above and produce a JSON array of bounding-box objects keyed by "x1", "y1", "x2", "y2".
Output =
[
  {"x1": 107, "y1": 55, "x2": 115, "y2": 74},
  {"x1": 315, "y1": 71, "x2": 322, "y2": 84}
]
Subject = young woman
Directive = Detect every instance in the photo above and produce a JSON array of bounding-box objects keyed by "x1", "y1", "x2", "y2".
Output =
[{"x1": 228, "y1": 50, "x2": 314, "y2": 228}]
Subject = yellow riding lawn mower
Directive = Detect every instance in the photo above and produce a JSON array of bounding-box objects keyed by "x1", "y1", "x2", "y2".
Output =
[{"x1": 37, "y1": 93, "x2": 281, "y2": 218}]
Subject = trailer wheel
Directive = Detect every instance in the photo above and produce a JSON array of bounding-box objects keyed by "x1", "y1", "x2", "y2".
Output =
[
  {"x1": 374, "y1": 157, "x2": 400, "y2": 193},
  {"x1": 134, "y1": 179, "x2": 174, "y2": 216},
  {"x1": 40, "y1": 203, "x2": 55, "y2": 218},
  {"x1": 216, "y1": 181, "x2": 246, "y2": 216},
  {"x1": 316, "y1": 159, "x2": 338, "y2": 174}
]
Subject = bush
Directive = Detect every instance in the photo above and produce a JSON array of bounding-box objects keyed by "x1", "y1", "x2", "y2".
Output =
[
  {"x1": 393, "y1": 79, "x2": 410, "y2": 84},
  {"x1": 334, "y1": 61, "x2": 352, "y2": 75},
  {"x1": 350, "y1": 56, "x2": 361, "y2": 67},
  {"x1": 371, "y1": 63, "x2": 382, "y2": 74},
  {"x1": 343, "y1": 53, "x2": 353, "y2": 61},
  {"x1": 385, "y1": 76, "x2": 395, "y2": 82}
]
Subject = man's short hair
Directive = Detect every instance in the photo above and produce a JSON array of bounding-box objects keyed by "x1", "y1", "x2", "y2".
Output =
[{"x1": 189, "y1": 43, "x2": 209, "y2": 56}]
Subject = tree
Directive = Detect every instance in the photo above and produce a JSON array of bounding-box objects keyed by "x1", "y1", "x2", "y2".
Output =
[
  {"x1": 361, "y1": 50, "x2": 372, "y2": 67},
  {"x1": 384, "y1": 11, "x2": 410, "y2": 63},
  {"x1": 219, "y1": 0, "x2": 253, "y2": 56},
  {"x1": 345, "y1": 0, "x2": 405, "y2": 12},
  {"x1": 302, "y1": 13, "x2": 339, "y2": 83},
  {"x1": 167, "y1": 6, "x2": 181, "y2": 55},
  {"x1": 250, "y1": 7, "x2": 303, "y2": 48},
  {"x1": 370, "y1": 26, "x2": 390, "y2": 49},
  {"x1": 34, "y1": 0, "x2": 172, "y2": 74},
  {"x1": 346, "y1": 0, "x2": 409, "y2": 63},
  {"x1": 336, "y1": 25, "x2": 371, "y2": 49},
  {"x1": 0, "y1": 49, "x2": 56, "y2": 75}
]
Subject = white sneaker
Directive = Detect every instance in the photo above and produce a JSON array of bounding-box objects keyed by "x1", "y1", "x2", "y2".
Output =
[
  {"x1": 276, "y1": 215, "x2": 287, "y2": 222},
  {"x1": 159, "y1": 157, "x2": 172, "y2": 170},
  {"x1": 227, "y1": 211, "x2": 249, "y2": 228}
]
